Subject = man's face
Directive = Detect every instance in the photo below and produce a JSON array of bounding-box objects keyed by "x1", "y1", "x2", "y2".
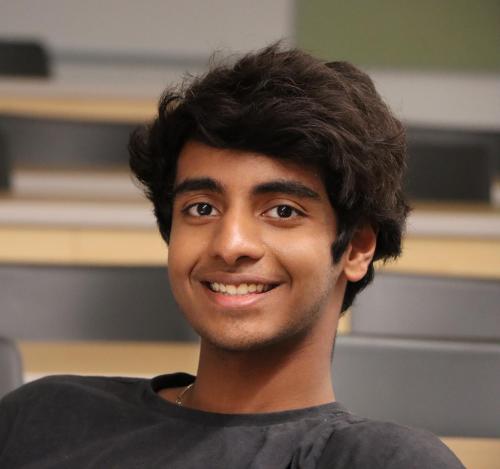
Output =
[{"x1": 168, "y1": 141, "x2": 347, "y2": 352}]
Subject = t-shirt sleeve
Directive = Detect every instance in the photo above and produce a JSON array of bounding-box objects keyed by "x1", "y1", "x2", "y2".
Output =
[
  {"x1": 0, "y1": 375, "x2": 76, "y2": 464},
  {"x1": 316, "y1": 420, "x2": 466, "y2": 469},
  {"x1": 0, "y1": 388, "x2": 21, "y2": 458}
]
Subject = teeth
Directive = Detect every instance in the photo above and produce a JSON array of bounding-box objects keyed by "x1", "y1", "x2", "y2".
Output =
[
  {"x1": 236, "y1": 284, "x2": 248, "y2": 295},
  {"x1": 208, "y1": 282, "x2": 272, "y2": 295}
]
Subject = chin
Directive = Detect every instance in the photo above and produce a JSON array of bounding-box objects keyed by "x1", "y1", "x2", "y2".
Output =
[
  {"x1": 196, "y1": 322, "x2": 312, "y2": 354},
  {"x1": 204, "y1": 336, "x2": 276, "y2": 353}
]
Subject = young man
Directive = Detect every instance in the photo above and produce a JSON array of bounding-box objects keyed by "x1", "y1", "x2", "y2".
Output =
[{"x1": 0, "y1": 45, "x2": 464, "y2": 468}]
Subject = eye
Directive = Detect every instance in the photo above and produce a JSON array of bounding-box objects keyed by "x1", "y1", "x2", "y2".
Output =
[
  {"x1": 265, "y1": 204, "x2": 303, "y2": 219},
  {"x1": 184, "y1": 202, "x2": 219, "y2": 217}
]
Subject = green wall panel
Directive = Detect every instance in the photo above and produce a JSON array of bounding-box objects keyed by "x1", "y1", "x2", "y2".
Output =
[{"x1": 297, "y1": 0, "x2": 500, "y2": 71}]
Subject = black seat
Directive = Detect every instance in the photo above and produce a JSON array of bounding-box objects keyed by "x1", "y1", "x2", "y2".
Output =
[
  {"x1": 0, "y1": 39, "x2": 50, "y2": 77},
  {"x1": 406, "y1": 127, "x2": 496, "y2": 203}
]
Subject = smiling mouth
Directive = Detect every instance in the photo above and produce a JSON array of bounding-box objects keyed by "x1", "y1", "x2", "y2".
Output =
[{"x1": 203, "y1": 282, "x2": 278, "y2": 296}]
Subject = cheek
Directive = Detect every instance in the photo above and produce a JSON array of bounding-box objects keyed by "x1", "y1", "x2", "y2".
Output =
[
  {"x1": 167, "y1": 223, "x2": 212, "y2": 298},
  {"x1": 166, "y1": 249, "x2": 185, "y2": 308},
  {"x1": 168, "y1": 217, "x2": 201, "y2": 267},
  {"x1": 267, "y1": 230, "x2": 335, "y2": 287},
  {"x1": 167, "y1": 227, "x2": 195, "y2": 287}
]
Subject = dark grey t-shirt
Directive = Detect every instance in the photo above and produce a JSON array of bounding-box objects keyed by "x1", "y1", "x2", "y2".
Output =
[{"x1": 0, "y1": 373, "x2": 464, "y2": 468}]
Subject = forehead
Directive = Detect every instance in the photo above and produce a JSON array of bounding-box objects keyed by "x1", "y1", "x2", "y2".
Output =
[{"x1": 175, "y1": 141, "x2": 327, "y2": 195}]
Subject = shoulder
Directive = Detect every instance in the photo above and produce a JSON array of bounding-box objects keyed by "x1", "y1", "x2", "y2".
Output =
[
  {"x1": 0, "y1": 375, "x2": 151, "y2": 450},
  {"x1": 3, "y1": 374, "x2": 146, "y2": 400},
  {"x1": 1, "y1": 374, "x2": 149, "y2": 417},
  {"x1": 317, "y1": 417, "x2": 465, "y2": 469}
]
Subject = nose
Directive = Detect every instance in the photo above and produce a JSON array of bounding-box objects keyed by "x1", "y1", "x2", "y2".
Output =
[{"x1": 209, "y1": 207, "x2": 265, "y2": 266}]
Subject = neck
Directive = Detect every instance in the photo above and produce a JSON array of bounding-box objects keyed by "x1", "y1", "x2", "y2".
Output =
[{"x1": 184, "y1": 315, "x2": 338, "y2": 414}]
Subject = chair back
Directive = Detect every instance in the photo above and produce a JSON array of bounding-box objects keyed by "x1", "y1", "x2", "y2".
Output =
[
  {"x1": 332, "y1": 335, "x2": 500, "y2": 437},
  {"x1": 0, "y1": 337, "x2": 23, "y2": 398},
  {"x1": 406, "y1": 127, "x2": 496, "y2": 202},
  {"x1": 0, "y1": 264, "x2": 196, "y2": 341},
  {"x1": 0, "y1": 40, "x2": 50, "y2": 77},
  {"x1": 0, "y1": 131, "x2": 10, "y2": 190},
  {"x1": 351, "y1": 273, "x2": 500, "y2": 341}
]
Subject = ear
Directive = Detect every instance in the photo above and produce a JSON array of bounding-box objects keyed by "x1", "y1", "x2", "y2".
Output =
[{"x1": 342, "y1": 224, "x2": 377, "y2": 282}]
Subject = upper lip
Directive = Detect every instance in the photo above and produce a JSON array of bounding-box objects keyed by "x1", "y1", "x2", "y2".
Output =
[{"x1": 196, "y1": 273, "x2": 283, "y2": 286}]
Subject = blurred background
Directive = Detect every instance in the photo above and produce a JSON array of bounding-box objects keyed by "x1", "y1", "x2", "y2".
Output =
[{"x1": 0, "y1": 1, "x2": 499, "y2": 466}]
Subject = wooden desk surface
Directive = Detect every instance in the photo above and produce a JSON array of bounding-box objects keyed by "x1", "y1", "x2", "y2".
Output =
[
  {"x1": 17, "y1": 340, "x2": 500, "y2": 469},
  {"x1": 441, "y1": 438, "x2": 500, "y2": 469},
  {"x1": 19, "y1": 340, "x2": 200, "y2": 379},
  {"x1": 1, "y1": 224, "x2": 499, "y2": 279},
  {"x1": 2, "y1": 173, "x2": 500, "y2": 278},
  {"x1": 0, "y1": 95, "x2": 157, "y2": 123}
]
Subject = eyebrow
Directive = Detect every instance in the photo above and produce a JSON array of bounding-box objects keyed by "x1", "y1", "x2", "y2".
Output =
[
  {"x1": 252, "y1": 180, "x2": 320, "y2": 200},
  {"x1": 172, "y1": 178, "x2": 223, "y2": 199},
  {"x1": 172, "y1": 177, "x2": 320, "y2": 200}
]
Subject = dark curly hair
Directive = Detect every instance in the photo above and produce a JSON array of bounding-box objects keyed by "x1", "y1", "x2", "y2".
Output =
[{"x1": 129, "y1": 44, "x2": 409, "y2": 312}]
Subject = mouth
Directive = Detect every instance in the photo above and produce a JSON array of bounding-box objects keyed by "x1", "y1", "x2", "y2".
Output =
[{"x1": 202, "y1": 281, "x2": 279, "y2": 296}]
